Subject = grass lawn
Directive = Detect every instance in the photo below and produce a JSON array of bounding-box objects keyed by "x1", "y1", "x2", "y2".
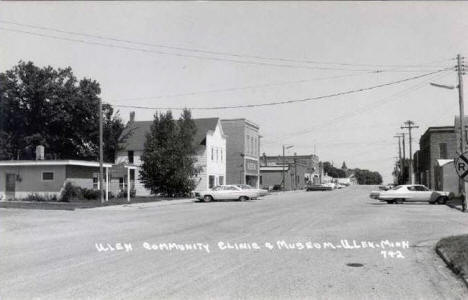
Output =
[
  {"x1": 436, "y1": 234, "x2": 468, "y2": 278},
  {"x1": 0, "y1": 196, "x2": 193, "y2": 210}
]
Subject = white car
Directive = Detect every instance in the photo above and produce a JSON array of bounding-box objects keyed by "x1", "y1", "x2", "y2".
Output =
[
  {"x1": 235, "y1": 184, "x2": 269, "y2": 197},
  {"x1": 369, "y1": 184, "x2": 451, "y2": 204},
  {"x1": 195, "y1": 185, "x2": 258, "y2": 202}
]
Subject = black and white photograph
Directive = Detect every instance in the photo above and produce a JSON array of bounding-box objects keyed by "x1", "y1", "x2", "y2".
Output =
[{"x1": 2, "y1": 1, "x2": 468, "y2": 299}]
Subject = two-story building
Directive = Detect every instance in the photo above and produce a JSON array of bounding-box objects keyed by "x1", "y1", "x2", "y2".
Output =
[
  {"x1": 416, "y1": 126, "x2": 456, "y2": 189},
  {"x1": 221, "y1": 119, "x2": 261, "y2": 188},
  {"x1": 116, "y1": 116, "x2": 226, "y2": 195}
]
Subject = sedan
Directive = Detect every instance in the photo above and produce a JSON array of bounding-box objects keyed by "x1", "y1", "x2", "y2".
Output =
[
  {"x1": 235, "y1": 184, "x2": 269, "y2": 197},
  {"x1": 195, "y1": 185, "x2": 258, "y2": 202},
  {"x1": 306, "y1": 184, "x2": 333, "y2": 191},
  {"x1": 369, "y1": 184, "x2": 451, "y2": 204}
]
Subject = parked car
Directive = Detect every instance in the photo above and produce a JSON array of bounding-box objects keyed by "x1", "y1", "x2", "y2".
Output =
[
  {"x1": 369, "y1": 184, "x2": 451, "y2": 204},
  {"x1": 194, "y1": 185, "x2": 258, "y2": 202},
  {"x1": 235, "y1": 184, "x2": 269, "y2": 197},
  {"x1": 306, "y1": 184, "x2": 333, "y2": 191}
]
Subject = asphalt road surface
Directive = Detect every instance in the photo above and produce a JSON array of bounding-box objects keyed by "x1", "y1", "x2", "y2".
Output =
[{"x1": 2, "y1": 186, "x2": 468, "y2": 299}]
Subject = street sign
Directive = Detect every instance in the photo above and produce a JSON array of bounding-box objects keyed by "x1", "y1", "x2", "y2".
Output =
[{"x1": 455, "y1": 152, "x2": 468, "y2": 181}]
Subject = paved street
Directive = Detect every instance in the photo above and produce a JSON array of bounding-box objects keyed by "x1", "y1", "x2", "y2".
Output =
[{"x1": 2, "y1": 185, "x2": 468, "y2": 299}]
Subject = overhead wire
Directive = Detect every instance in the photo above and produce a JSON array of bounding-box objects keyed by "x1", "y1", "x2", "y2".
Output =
[
  {"x1": 110, "y1": 68, "x2": 451, "y2": 110},
  {"x1": 0, "y1": 19, "x2": 454, "y2": 71}
]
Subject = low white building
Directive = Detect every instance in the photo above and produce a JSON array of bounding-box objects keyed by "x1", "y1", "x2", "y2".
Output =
[{"x1": 116, "y1": 117, "x2": 226, "y2": 195}]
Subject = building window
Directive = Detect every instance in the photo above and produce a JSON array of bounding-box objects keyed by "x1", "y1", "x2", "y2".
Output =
[
  {"x1": 128, "y1": 151, "x2": 134, "y2": 164},
  {"x1": 93, "y1": 177, "x2": 98, "y2": 189},
  {"x1": 221, "y1": 149, "x2": 223, "y2": 162},
  {"x1": 219, "y1": 176, "x2": 224, "y2": 185},
  {"x1": 211, "y1": 147, "x2": 214, "y2": 161},
  {"x1": 246, "y1": 135, "x2": 250, "y2": 154},
  {"x1": 119, "y1": 177, "x2": 124, "y2": 189},
  {"x1": 216, "y1": 148, "x2": 219, "y2": 162},
  {"x1": 439, "y1": 143, "x2": 448, "y2": 159},
  {"x1": 209, "y1": 175, "x2": 215, "y2": 188},
  {"x1": 42, "y1": 172, "x2": 54, "y2": 181},
  {"x1": 260, "y1": 175, "x2": 263, "y2": 185}
]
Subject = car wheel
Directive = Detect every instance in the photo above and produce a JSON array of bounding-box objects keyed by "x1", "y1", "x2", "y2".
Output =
[
  {"x1": 395, "y1": 198, "x2": 404, "y2": 204},
  {"x1": 437, "y1": 197, "x2": 447, "y2": 205},
  {"x1": 239, "y1": 196, "x2": 248, "y2": 202},
  {"x1": 386, "y1": 200, "x2": 395, "y2": 204},
  {"x1": 203, "y1": 195, "x2": 213, "y2": 202}
]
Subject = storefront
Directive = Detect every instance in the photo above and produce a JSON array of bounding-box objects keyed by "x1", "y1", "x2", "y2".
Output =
[{"x1": 245, "y1": 158, "x2": 259, "y2": 188}]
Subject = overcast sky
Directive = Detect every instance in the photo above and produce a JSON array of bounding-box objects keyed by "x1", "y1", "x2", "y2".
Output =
[{"x1": 2, "y1": 2, "x2": 468, "y2": 182}]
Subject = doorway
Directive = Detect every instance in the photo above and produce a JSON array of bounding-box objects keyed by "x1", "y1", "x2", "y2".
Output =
[{"x1": 5, "y1": 174, "x2": 16, "y2": 200}]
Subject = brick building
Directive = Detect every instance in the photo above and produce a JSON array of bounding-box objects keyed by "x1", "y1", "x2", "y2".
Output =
[
  {"x1": 220, "y1": 119, "x2": 260, "y2": 188},
  {"x1": 259, "y1": 154, "x2": 320, "y2": 190},
  {"x1": 416, "y1": 126, "x2": 456, "y2": 189}
]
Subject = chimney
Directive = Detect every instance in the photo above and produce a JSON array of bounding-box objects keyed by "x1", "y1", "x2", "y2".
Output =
[
  {"x1": 36, "y1": 145, "x2": 45, "y2": 160},
  {"x1": 129, "y1": 111, "x2": 135, "y2": 123}
]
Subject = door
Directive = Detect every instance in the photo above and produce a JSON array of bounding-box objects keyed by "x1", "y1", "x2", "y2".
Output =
[
  {"x1": 5, "y1": 174, "x2": 16, "y2": 200},
  {"x1": 413, "y1": 185, "x2": 433, "y2": 201}
]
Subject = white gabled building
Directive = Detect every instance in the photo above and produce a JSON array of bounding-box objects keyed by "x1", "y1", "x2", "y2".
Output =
[{"x1": 115, "y1": 117, "x2": 226, "y2": 195}]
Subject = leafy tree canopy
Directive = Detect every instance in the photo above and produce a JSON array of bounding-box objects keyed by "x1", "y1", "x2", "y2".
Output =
[
  {"x1": 139, "y1": 109, "x2": 200, "y2": 196},
  {"x1": 0, "y1": 61, "x2": 124, "y2": 162}
]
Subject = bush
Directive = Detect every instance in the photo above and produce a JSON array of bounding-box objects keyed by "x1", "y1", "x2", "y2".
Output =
[
  {"x1": 60, "y1": 182, "x2": 82, "y2": 202},
  {"x1": 82, "y1": 188, "x2": 100, "y2": 200},
  {"x1": 24, "y1": 193, "x2": 58, "y2": 202}
]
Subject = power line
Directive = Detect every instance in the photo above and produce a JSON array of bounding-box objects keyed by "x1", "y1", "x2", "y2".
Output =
[
  {"x1": 112, "y1": 72, "x2": 375, "y2": 101},
  {"x1": 110, "y1": 68, "x2": 450, "y2": 110},
  {"x1": 0, "y1": 19, "x2": 454, "y2": 70},
  {"x1": 264, "y1": 70, "x2": 452, "y2": 142}
]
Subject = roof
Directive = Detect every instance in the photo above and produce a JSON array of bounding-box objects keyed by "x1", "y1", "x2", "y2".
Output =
[
  {"x1": 221, "y1": 118, "x2": 260, "y2": 130},
  {"x1": 121, "y1": 118, "x2": 219, "y2": 151},
  {"x1": 0, "y1": 160, "x2": 113, "y2": 168}
]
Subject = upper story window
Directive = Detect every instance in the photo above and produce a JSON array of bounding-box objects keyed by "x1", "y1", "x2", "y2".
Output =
[
  {"x1": 128, "y1": 151, "x2": 134, "y2": 164},
  {"x1": 211, "y1": 147, "x2": 214, "y2": 161},
  {"x1": 216, "y1": 148, "x2": 219, "y2": 162},
  {"x1": 246, "y1": 135, "x2": 250, "y2": 154},
  {"x1": 439, "y1": 143, "x2": 448, "y2": 159},
  {"x1": 221, "y1": 149, "x2": 223, "y2": 161}
]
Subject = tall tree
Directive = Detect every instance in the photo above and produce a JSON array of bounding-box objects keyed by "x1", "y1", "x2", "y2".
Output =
[
  {"x1": 139, "y1": 109, "x2": 199, "y2": 196},
  {"x1": 0, "y1": 61, "x2": 124, "y2": 161}
]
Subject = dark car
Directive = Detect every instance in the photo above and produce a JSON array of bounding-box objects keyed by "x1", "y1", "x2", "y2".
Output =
[{"x1": 306, "y1": 184, "x2": 333, "y2": 191}]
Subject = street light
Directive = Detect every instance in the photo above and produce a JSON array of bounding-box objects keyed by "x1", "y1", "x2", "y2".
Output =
[{"x1": 282, "y1": 145, "x2": 294, "y2": 191}]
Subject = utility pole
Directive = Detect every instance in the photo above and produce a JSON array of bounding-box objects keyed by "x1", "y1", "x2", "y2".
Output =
[
  {"x1": 99, "y1": 97, "x2": 104, "y2": 204},
  {"x1": 282, "y1": 145, "x2": 293, "y2": 191},
  {"x1": 401, "y1": 121, "x2": 419, "y2": 184},
  {"x1": 457, "y1": 54, "x2": 466, "y2": 211},
  {"x1": 394, "y1": 134, "x2": 403, "y2": 181},
  {"x1": 400, "y1": 132, "x2": 406, "y2": 184}
]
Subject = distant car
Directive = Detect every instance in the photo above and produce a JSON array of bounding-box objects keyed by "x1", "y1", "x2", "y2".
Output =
[
  {"x1": 369, "y1": 184, "x2": 451, "y2": 204},
  {"x1": 307, "y1": 184, "x2": 333, "y2": 191},
  {"x1": 235, "y1": 184, "x2": 269, "y2": 197},
  {"x1": 194, "y1": 185, "x2": 258, "y2": 202}
]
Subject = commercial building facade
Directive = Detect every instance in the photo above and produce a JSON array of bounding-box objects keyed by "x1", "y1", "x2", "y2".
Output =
[
  {"x1": 221, "y1": 119, "x2": 260, "y2": 188},
  {"x1": 416, "y1": 126, "x2": 456, "y2": 189},
  {"x1": 259, "y1": 154, "x2": 320, "y2": 190}
]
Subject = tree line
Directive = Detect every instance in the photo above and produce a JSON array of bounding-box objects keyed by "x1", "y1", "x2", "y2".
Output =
[{"x1": 323, "y1": 161, "x2": 383, "y2": 185}]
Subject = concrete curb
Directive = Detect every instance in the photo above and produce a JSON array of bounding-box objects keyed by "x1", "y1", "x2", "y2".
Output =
[{"x1": 435, "y1": 246, "x2": 468, "y2": 289}]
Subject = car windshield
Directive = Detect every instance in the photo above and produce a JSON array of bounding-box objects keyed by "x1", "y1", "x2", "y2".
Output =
[{"x1": 391, "y1": 185, "x2": 403, "y2": 190}]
